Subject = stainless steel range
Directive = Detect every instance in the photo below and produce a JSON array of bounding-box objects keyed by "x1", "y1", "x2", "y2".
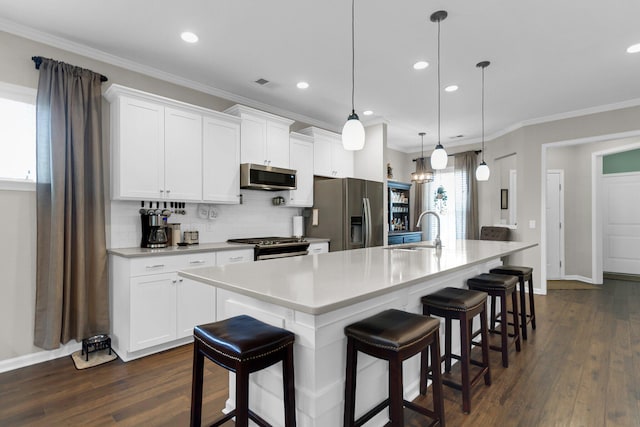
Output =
[{"x1": 227, "y1": 237, "x2": 310, "y2": 261}]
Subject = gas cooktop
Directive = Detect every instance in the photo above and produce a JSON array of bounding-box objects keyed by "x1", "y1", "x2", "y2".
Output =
[{"x1": 227, "y1": 237, "x2": 307, "y2": 246}]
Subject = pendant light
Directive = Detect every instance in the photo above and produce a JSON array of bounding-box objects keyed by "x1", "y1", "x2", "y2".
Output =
[
  {"x1": 475, "y1": 61, "x2": 491, "y2": 181},
  {"x1": 430, "y1": 10, "x2": 448, "y2": 170},
  {"x1": 341, "y1": 0, "x2": 365, "y2": 150},
  {"x1": 411, "y1": 132, "x2": 434, "y2": 183}
]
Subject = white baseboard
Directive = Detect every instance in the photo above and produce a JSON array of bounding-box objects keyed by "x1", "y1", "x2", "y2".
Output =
[
  {"x1": 562, "y1": 274, "x2": 596, "y2": 284},
  {"x1": 0, "y1": 341, "x2": 81, "y2": 374}
]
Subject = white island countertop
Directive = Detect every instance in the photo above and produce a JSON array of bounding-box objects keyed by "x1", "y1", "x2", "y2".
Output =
[{"x1": 179, "y1": 239, "x2": 536, "y2": 315}]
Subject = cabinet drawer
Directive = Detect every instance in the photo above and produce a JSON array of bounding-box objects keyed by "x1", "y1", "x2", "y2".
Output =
[
  {"x1": 388, "y1": 235, "x2": 403, "y2": 245},
  {"x1": 403, "y1": 234, "x2": 422, "y2": 243},
  {"x1": 129, "y1": 252, "x2": 216, "y2": 276},
  {"x1": 217, "y1": 249, "x2": 254, "y2": 265},
  {"x1": 308, "y1": 242, "x2": 328, "y2": 254}
]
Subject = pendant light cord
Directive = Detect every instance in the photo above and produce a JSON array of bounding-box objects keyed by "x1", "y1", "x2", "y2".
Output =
[
  {"x1": 481, "y1": 65, "x2": 485, "y2": 162},
  {"x1": 351, "y1": 0, "x2": 355, "y2": 113},
  {"x1": 437, "y1": 17, "x2": 441, "y2": 145}
]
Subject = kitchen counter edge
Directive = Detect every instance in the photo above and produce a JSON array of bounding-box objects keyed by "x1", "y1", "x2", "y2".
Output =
[{"x1": 108, "y1": 237, "x2": 331, "y2": 258}]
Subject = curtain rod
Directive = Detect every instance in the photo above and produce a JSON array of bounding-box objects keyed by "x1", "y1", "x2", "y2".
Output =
[
  {"x1": 31, "y1": 56, "x2": 108, "y2": 82},
  {"x1": 413, "y1": 150, "x2": 480, "y2": 162}
]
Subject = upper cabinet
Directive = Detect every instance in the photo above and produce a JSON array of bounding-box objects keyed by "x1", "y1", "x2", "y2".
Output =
[
  {"x1": 299, "y1": 127, "x2": 354, "y2": 178},
  {"x1": 105, "y1": 85, "x2": 241, "y2": 204},
  {"x1": 224, "y1": 105, "x2": 294, "y2": 169},
  {"x1": 202, "y1": 113, "x2": 242, "y2": 204},
  {"x1": 288, "y1": 132, "x2": 314, "y2": 207}
]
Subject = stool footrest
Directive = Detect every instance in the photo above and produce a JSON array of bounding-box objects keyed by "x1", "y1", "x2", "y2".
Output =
[{"x1": 354, "y1": 398, "x2": 389, "y2": 427}]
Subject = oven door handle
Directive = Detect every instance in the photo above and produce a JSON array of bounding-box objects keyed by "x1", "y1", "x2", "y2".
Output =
[{"x1": 257, "y1": 250, "x2": 309, "y2": 260}]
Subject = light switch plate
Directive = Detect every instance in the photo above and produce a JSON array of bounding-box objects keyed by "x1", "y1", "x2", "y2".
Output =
[
  {"x1": 529, "y1": 220, "x2": 536, "y2": 229},
  {"x1": 312, "y1": 209, "x2": 319, "y2": 226}
]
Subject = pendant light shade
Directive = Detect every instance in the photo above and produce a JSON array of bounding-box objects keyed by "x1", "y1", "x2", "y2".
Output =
[
  {"x1": 411, "y1": 132, "x2": 434, "y2": 183},
  {"x1": 475, "y1": 162, "x2": 490, "y2": 181},
  {"x1": 342, "y1": 0, "x2": 365, "y2": 151},
  {"x1": 430, "y1": 144, "x2": 448, "y2": 170},
  {"x1": 475, "y1": 60, "x2": 491, "y2": 181},
  {"x1": 342, "y1": 111, "x2": 365, "y2": 150},
  {"x1": 430, "y1": 10, "x2": 448, "y2": 170}
]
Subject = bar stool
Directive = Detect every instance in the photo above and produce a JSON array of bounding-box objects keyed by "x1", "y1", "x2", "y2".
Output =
[
  {"x1": 467, "y1": 273, "x2": 521, "y2": 368},
  {"x1": 190, "y1": 315, "x2": 296, "y2": 427},
  {"x1": 343, "y1": 309, "x2": 445, "y2": 427},
  {"x1": 421, "y1": 287, "x2": 491, "y2": 414},
  {"x1": 490, "y1": 265, "x2": 536, "y2": 340}
]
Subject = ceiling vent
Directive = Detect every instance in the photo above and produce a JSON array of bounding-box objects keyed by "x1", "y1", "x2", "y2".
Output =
[{"x1": 254, "y1": 78, "x2": 270, "y2": 86}]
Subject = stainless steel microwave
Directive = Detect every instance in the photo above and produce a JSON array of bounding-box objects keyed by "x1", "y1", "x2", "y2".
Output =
[{"x1": 240, "y1": 163, "x2": 297, "y2": 191}]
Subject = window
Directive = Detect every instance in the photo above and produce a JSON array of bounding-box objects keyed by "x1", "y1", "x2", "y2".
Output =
[
  {"x1": 422, "y1": 164, "x2": 472, "y2": 244},
  {"x1": 0, "y1": 82, "x2": 37, "y2": 189}
]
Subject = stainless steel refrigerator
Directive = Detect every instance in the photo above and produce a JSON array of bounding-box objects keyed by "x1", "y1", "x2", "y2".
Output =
[{"x1": 306, "y1": 177, "x2": 383, "y2": 251}]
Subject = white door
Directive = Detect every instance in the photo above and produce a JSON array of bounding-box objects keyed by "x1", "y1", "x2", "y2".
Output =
[
  {"x1": 288, "y1": 135, "x2": 314, "y2": 207},
  {"x1": 603, "y1": 172, "x2": 640, "y2": 274},
  {"x1": 546, "y1": 170, "x2": 564, "y2": 279},
  {"x1": 164, "y1": 107, "x2": 203, "y2": 201}
]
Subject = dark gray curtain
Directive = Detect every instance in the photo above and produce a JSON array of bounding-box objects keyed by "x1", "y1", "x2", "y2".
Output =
[
  {"x1": 34, "y1": 58, "x2": 109, "y2": 349},
  {"x1": 454, "y1": 151, "x2": 480, "y2": 240}
]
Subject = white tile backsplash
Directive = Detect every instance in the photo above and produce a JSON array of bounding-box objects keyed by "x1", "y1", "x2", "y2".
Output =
[{"x1": 109, "y1": 190, "x2": 303, "y2": 249}]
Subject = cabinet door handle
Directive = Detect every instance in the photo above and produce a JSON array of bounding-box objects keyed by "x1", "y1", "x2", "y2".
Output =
[
  {"x1": 189, "y1": 260, "x2": 205, "y2": 264},
  {"x1": 229, "y1": 256, "x2": 243, "y2": 262},
  {"x1": 146, "y1": 264, "x2": 165, "y2": 269}
]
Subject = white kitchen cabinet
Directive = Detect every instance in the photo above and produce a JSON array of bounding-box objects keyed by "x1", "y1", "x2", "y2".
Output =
[
  {"x1": 164, "y1": 107, "x2": 203, "y2": 201},
  {"x1": 202, "y1": 113, "x2": 242, "y2": 204},
  {"x1": 176, "y1": 276, "x2": 216, "y2": 339},
  {"x1": 299, "y1": 127, "x2": 354, "y2": 178},
  {"x1": 224, "y1": 104, "x2": 294, "y2": 169},
  {"x1": 129, "y1": 272, "x2": 176, "y2": 351},
  {"x1": 216, "y1": 248, "x2": 254, "y2": 265},
  {"x1": 106, "y1": 84, "x2": 244, "y2": 203},
  {"x1": 288, "y1": 132, "x2": 314, "y2": 207},
  {"x1": 109, "y1": 95, "x2": 165, "y2": 200},
  {"x1": 111, "y1": 249, "x2": 254, "y2": 361},
  {"x1": 307, "y1": 242, "x2": 329, "y2": 254}
]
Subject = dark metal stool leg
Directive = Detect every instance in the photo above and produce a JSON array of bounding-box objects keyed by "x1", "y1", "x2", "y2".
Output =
[
  {"x1": 430, "y1": 334, "x2": 445, "y2": 427},
  {"x1": 389, "y1": 356, "x2": 404, "y2": 427},
  {"x1": 528, "y1": 273, "x2": 536, "y2": 330},
  {"x1": 480, "y1": 305, "x2": 491, "y2": 386},
  {"x1": 283, "y1": 346, "x2": 297, "y2": 427},
  {"x1": 190, "y1": 342, "x2": 204, "y2": 427},
  {"x1": 343, "y1": 338, "x2": 357, "y2": 427},
  {"x1": 519, "y1": 277, "x2": 528, "y2": 340},
  {"x1": 499, "y1": 294, "x2": 509, "y2": 367},
  {"x1": 511, "y1": 289, "x2": 521, "y2": 352},
  {"x1": 459, "y1": 311, "x2": 471, "y2": 414},
  {"x1": 235, "y1": 365, "x2": 249, "y2": 427}
]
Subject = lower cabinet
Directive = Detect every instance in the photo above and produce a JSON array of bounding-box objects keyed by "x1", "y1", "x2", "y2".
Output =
[
  {"x1": 111, "y1": 248, "x2": 253, "y2": 361},
  {"x1": 308, "y1": 241, "x2": 329, "y2": 254},
  {"x1": 388, "y1": 232, "x2": 423, "y2": 245}
]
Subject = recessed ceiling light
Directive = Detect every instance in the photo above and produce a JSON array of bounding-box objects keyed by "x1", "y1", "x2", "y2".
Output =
[
  {"x1": 445, "y1": 85, "x2": 458, "y2": 92},
  {"x1": 296, "y1": 81, "x2": 309, "y2": 89},
  {"x1": 413, "y1": 61, "x2": 429, "y2": 70},
  {"x1": 363, "y1": 110, "x2": 373, "y2": 116},
  {"x1": 181, "y1": 31, "x2": 199, "y2": 43},
  {"x1": 627, "y1": 43, "x2": 640, "y2": 53}
]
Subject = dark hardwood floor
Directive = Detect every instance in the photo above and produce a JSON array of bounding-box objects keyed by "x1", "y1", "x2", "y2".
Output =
[{"x1": 1, "y1": 278, "x2": 638, "y2": 426}]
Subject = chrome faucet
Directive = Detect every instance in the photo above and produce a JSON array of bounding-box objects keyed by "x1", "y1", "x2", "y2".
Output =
[{"x1": 416, "y1": 210, "x2": 442, "y2": 249}]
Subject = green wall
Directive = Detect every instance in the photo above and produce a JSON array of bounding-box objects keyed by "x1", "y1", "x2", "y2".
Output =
[{"x1": 603, "y1": 148, "x2": 640, "y2": 174}]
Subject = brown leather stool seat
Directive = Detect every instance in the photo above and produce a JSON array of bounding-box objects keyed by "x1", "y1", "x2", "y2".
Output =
[
  {"x1": 467, "y1": 273, "x2": 521, "y2": 368},
  {"x1": 421, "y1": 287, "x2": 491, "y2": 414},
  {"x1": 190, "y1": 315, "x2": 296, "y2": 427},
  {"x1": 343, "y1": 309, "x2": 445, "y2": 427},
  {"x1": 490, "y1": 265, "x2": 536, "y2": 340}
]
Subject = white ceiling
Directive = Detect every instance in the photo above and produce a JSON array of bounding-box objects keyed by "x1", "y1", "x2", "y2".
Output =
[{"x1": 1, "y1": 0, "x2": 640, "y2": 153}]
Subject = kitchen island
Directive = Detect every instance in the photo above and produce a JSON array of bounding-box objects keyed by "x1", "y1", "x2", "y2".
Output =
[{"x1": 179, "y1": 239, "x2": 536, "y2": 427}]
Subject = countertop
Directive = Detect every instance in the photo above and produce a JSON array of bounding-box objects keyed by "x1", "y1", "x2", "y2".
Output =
[
  {"x1": 179, "y1": 239, "x2": 536, "y2": 315},
  {"x1": 108, "y1": 237, "x2": 330, "y2": 258}
]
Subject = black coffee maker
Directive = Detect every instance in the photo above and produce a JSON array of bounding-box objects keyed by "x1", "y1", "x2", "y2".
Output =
[{"x1": 140, "y1": 202, "x2": 169, "y2": 248}]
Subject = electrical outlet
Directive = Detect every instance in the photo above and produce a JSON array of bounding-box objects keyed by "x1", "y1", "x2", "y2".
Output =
[
  {"x1": 208, "y1": 208, "x2": 218, "y2": 219},
  {"x1": 197, "y1": 204, "x2": 209, "y2": 219}
]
